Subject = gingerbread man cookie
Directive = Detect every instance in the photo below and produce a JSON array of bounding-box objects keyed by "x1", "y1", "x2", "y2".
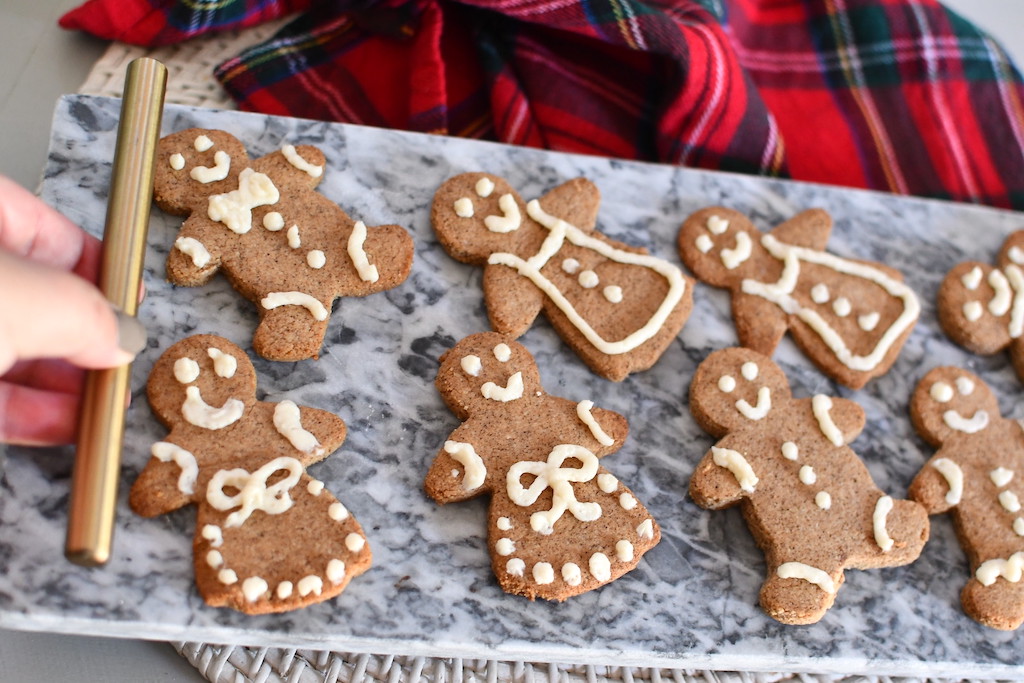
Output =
[
  {"x1": 678, "y1": 207, "x2": 919, "y2": 389},
  {"x1": 154, "y1": 128, "x2": 414, "y2": 361},
  {"x1": 909, "y1": 367, "x2": 1024, "y2": 630},
  {"x1": 131, "y1": 334, "x2": 371, "y2": 614},
  {"x1": 689, "y1": 347, "x2": 929, "y2": 625},
  {"x1": 425, "y1": 332, "x2": 661, "y2": 600},
  {"x1": 432, "y1": 173, "x2": 693, "y2": 381},
  {"x1": 936, "y1": 231, "x2": 1024, "y2": 382}
]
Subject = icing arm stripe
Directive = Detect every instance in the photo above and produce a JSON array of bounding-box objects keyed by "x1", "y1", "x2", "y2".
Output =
[
  {"x1": 812, "y1": 394, "x2": 845, "y2": 446},
  {"x1": 976, "y1": 551, "x2": 1024, "y2": 586},
  {"x1": 576, "y1": 400, "x2": 615, "y2": 446},
  {"x1": 281, "y1": 144, "x2": 323, "y2": 178},
  {"x1": 175, "y1": 236, "x2": 211, "y2": 268},
  {"x1": 777, "y1": 561, "x2": 836, "y2": 594},
  {"x1": 931, "y1": 457, "x2": 964, "y2": 505},
  {"x1": 347, "y1": 220, "x2": 380, "y2": 283},
  {"x1": 273, "y1": 400, "x2": 323, "y2": 454},
  {"x1": 1006, "y1": 264, "x2": 1024, "y2": 338},
  {"x1": 711, "y1": 446, "x2": 758, "y2": 493},
  {"x1": 443, "y1": 440, "x2": 487, "y2": 491},
  {"x1": 261, "y1": 292, "x2": 329, "y2": 321},
  {"x1": 873, "y1": 495, "x2": 894, "y2": 552},
  {"x1": 151, "y1": 441, "x2": 199, "y2": 495}
]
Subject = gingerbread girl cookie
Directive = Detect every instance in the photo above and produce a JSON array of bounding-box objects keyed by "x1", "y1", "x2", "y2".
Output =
[
  {"x1": 432, "y1": 172, "x2": 693, "y2": 381},
  {"x1": 909, "y1": 367, "x2": 1024, "y2": 630},
  {"x1": 689, "y1": 347, "x2": 929, "y2": 624},
  {"x1": 425, "y1": 332, "x2": 660, "y2": 600},
  {"x1": 153, "y1": 128, "x2": 414, "y2": 361},
  {"x1": 131, "y1": 334, "x2": 371, "y2": 614},
  {"x1": 936, "y1": 231, "x2": 1024, "y2": 382},
  {"x1": 678, "y1": 207, "x2": 919, "y2": 389}
]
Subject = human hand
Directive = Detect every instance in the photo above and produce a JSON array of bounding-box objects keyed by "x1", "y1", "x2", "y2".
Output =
[{"x1": 0, "y1": 176, "x2": 146, "y2": 446}]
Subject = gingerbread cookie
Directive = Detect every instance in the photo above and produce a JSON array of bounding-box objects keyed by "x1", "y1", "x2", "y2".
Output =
[
  {"x1": 909, "y1": 367, "x2": 1024, "y2": 630},
  {"x1": 678, "y1": 207, "x2": 919, "y2": 389},
  {"x1": 425, "y1": 332, "x2": 660, "y2": 600},
  {"x1": 936, "y1": 231, "x2": 1024, "y2": 382},
  {"x1": 154, "y1": 128, "x2": 414, "y2": 361},
  {"x1": 431, "y1": 173, "x2": 693, "y2": 381},
  {"x1": 688, "y1": 347, "x2": 929, "y2": 625},
  {"x1": 131, "y1": 334, "x2": 371, "y2": 614}
]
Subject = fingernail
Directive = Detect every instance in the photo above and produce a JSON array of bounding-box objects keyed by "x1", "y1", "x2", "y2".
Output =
[{"x1": 113, "y1": 307, "x2": 148, "y2": 357}]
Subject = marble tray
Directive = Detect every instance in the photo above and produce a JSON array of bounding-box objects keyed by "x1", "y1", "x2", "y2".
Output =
[{"x1": 2, "y1": 93, "x2": 1023, "y2": 678}]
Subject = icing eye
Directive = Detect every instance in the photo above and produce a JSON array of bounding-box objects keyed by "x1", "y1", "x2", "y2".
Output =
[
  {"x1": 460, "y1": 355, "x2": 482, "y2": 377},
  {"x1": 962, "y1": 300, "x2": 984, "y2": 322},
  {"x1": 493, "y1": 344, "x2": 512, "y2": 362},
  {"x1": 453, "y1": 197, "x2": 474, "y2": 218},
  {"x1": 174, "y1": 357, "x2": 200, "y2": 384},
  {"x1": 706, "y1": 214, "x2": 729, "y2": 235},
  {"x1": 718, "y1": 375, "x2": 736, "y2": 393},
  {"x1": 930, "y1": 381, "x2": 954, "y2": 403},
  {"x1": 741, "y1": 362, "x2": 759, "y2": 381},
  {"x1": 961, "y1": 266, "x2": 983, "y2": 290},
  {"x1": 194, "y1": 135, "x2": 214, "y2": 152},
  {"x1": 169, "y1": 153, "x2": 185, "y2": 171},
  {"x1": 695, "y1": 235, "x2": 713, "y2": 253},
  {"x1": 475, "y1": 177, "x2": 494, "y2": 198},
  {"x1": 207, "y1": 347, "x2": 237, "y2": 378},
  {"x1": 955, "y1": 376, "x2": 975, "y2": 396}
]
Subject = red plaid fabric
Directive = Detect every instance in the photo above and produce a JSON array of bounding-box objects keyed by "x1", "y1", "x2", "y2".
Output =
[{"x1": 60, "y1": 0, "x2": 1024, "y2": 210}]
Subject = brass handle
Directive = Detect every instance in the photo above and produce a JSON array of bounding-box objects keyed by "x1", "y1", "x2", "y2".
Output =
[{"x1": 66, "y1": 58, "x2": 167, "y2": 566}]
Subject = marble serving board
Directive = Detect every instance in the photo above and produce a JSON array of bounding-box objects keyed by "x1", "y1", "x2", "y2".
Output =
[{"x1": 2, "y1": 93, "x2": 1023, "y2": 677}]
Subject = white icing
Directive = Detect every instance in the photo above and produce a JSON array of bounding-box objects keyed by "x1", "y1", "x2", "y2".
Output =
[
  {"x1": 151, "y1": 442, "x2": 198, "y2": 495},
  {"x1": 347, "y1": 220, "x2": 380, "y2": 282},
  {"x1": 444, "y1": 440, "x2": 487, "y2": 491},
  {"x1": 484, "y1": 194, "x2": 521, "y2": 233},
  {"x1": 481, "y1": 371, "x2": 524, "y2": 402},
  {"x1": 263, "y1": 211, "x2": 284, "y2": 231},
  {"x1": 741, "y1": 361, "x2": 758, "y2": 381},
  {"x1": 616, "y1": 540, "x2": 634, "y2": 562},
  {"x1": 637, "y1": 519, "x2": 655, "y2": 539},
  {"x1": 307, "y1": 250, "x2": 326, "y2": 269},
  {"x1": 493, "y1": 343, "x2": 512, "y2": 362},
  {"x1": 576, "y1": 400, "x2": 614, "y2": 446},
  {"x1": 989, "y1": 269, "x2": 1012, "y2": 315},
  {"x1": 962, "y1": 266, "x2": 983, "y2": 290},
  {"x1": 711, "y1": 446, "x2": 758, "y2": 492},
  {"x1": 194, "y1": 135, "x2": 214, "y2": 152},
  {"x1": 963, "y1": 300, "x2": 984, "y2": 322},
  {"x1": 276, "y1": 581, "x2": 293, "y2": 599},
  {"x1": 261, "y1": 292, "x2": 329, "y2": 321},
  {"x1": 453, "y1": 197, "x2": 474, "y2": 218},
  {"x1": 297, "y1": 575, "x2": 323, "y2": 596},
  {"x1": 619, "y1": 492, "x2": 637, "y2": 510},
  {"x1": 273, "y1": 400, "x2": 322, "y2": 454},
  {"x1": 930, "y1": 381, "x2": 954, "y2": 403},
  {"x1": 777, "y1": 562, "x2": 835, "y2": 593},
  {"x1": 589, "y1": 552, "x2": 612, "y2": 582},
  {"x1": 287, "y1": 225, "x2": 301, "y2": 249},
  {"x1": 812, "y1": 394, "x2": 844, "y2": 447},
  {"x1": 307, "y1": 479, "x2": 324, "y2": 496},
  {"x1": 1000, "y1": 490, "x2": 1022, "y2": 513},
  {"x1": 781, "y1": 441, "x2": 799, "y2": 461},
  {"x1": 327, "y1": 559, "x2": 346, "y2": 584},
  {"x1": 169, "y1": 153, "x2": 185, "y2": 170},
  {"x1": 561, "y1": 258, "x2": 580, "y2": 274},
  {"x1": 182, "y1": 386, "x2": 245, "y2": 430},
  {"x1": 799, "y1": 465, "x2": 816, "y2": 485},
  {"x1": 281, "y1": 144, "x2": 323, "y2": 177},
  {"x1": 506, "y1": 558, "x2": 525, "y2": 576},
  {"x1": 207, "y1": 456, "x2": 303, "y2": 528},
  {"x1": 191, "y1": 150, "x2": 230, "y2": 183},
  {"x1": 460, "y1": 354, "x2": 482, "y2": 376},
  {"x1": 720, "y1": 231, "x2": 752, "y2": 270},
  {"x1": 1015, "y1": 518, "x2": 1024, "y2": 536},
  {"x1": 603, "y1": 285, "x2": 623, "y2": 303},
  {"x1": 496, "y1": 517, "x2": 512, "y2": 531},
  {"x1": 475, "y1": 177, "x2": 495, "y2": 198},
  {"x1": 173, "y1": 357, "x2": 200, "y2": 384},
  {"x1": 740, "y1": 234, "x2": 919, "y2": 372},
  {"x1": 578, "y1": 270, "x2": 599, "y2": 288},
  {"x1": 201, "y1": 524, "x2": 223, "y2": 548},
  {"x1": 932, "y1": 458, "x2": 964, "y2": 505},
  {"x1": 1007, "y1": 264, "x2": 1024, "y2": 338},
  {"x1": 495, "y1": 538, "x2": 515, "y2": 556},
  {"x1": 562, "y1": 563, "x2": 582, "y2": 586},
  {"x1": 695, "y1": 235, "x2": 714, "y2": 253},
  {"x1": 873, "y1": 495, "x2": 895, "y2": 552},
  {"x1": 218, "y1": 569, "x2": 238, "y2": 585},
  {"x1": 955, "y1": 376, "x2": 975, "y2": 396},
  {"x1": 991, "y1": 467, "x2": 1014, "y2": 488},
  {"x1": 735, "y1": 386, "x2": 771, "y2": 420},
  {"x1": 207, "y1": 347, "x2": 237, "y2": 378},
  {"x1": 943, "y1": 409, "x2": 989, "y2": 433},
  {"x1": 206, "y1": 550, "x2": 223, "y2": 568},
  {"x1": 242, "y1": 576, "x2": 268, "y2": 602},
  {"x1": 718, "y1": 375, "x2": 736, "y2": 393},
  {"x1": 328, "y1": 502, "x2": 349, "y2": 521},
  {"x1": 1011, "y1": 246, "x2": 1024, "y2": 265},
  {"x1": 810, "y1": 283, "x2": 830, "y2": 304},
  {"x1": 533, "y1": 562, "x2": 555, "y2": 584},
  {"x1": 175, "y1": 236, "x2": 211, "y2": 268},
  {"x1": 706, "y1": 214, "x2": 729, "y2": 235},
  {"x1": 507, "y1": 444, "x2": 601, "y2": 534},
  {"x1": 832, "y1": 297, "x2": 851, "y2": 317},
  {"x1": 858, "y1": 312, "x2": 880, "y2": 331},
  {"x1": 345, "y1": 533, "x2": 366, "y2": 552},
  {"x1": 208, "y1": 168, "x2": 280, "y2": 234},
  {"x1": 976, "y1": 551, "x2": 1024, "y2": 586},
  {"x1": 486, "y1": 200, "x2": 686, "y2": 355},
  {"x1": 597, "y1": 473, "x2": 618, "y2": 493},
  {"x1": 815, "y1": 491, "x2": 832, "y2": 509}
]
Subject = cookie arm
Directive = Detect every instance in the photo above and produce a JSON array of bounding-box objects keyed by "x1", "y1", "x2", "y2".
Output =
[
  {"x1": 534, "y1": 177, "x2": 601, "y2": 233},
  {"x1": 425, "y1": 426, "x2": 492, "y2": 504},
  {"x1": 482, "y1": 262, "x2": 545, "y2": 337},
  {"x1": 167, "y1": 215, "x2": 224, "y2": 287},
  {"x1": 733, "y1": 291, "x2": 788, "y2": 355},
  {"x1": 128, "y1": 437, "x2": 199, "y2": 518},
  {"x1": 581, "y1": 404, "x2": 629, "y2": 457},
  {"x1": 767, "y1": 208, "x2": 832, "y2": 251},
  {"x1": 277, "y1": 405, "x2": 347, "y2": 466},
  {"x1": 823, "y1": 397, "x2": 866, "y2": 444},
  {"x1": 909, "y1": 452, "x2": 960, "y2": 514},
  {"x1": 348, "y1": 223, "x2": 415, "y2": 294},
  {"x1": 689, "y1": 447, "x2": 750, "y2": 510}
]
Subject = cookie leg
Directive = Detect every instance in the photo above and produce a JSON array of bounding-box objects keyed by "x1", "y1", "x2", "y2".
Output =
[
  {"x1": 961, "y1": 578, "x2": 1024, "y2": 630},
  {"x1": 253, "y1": 304, "x2": 331, "y2": 361},
  {"x1": 760, "y1": 565, "x2": 842, "y2": 625}
]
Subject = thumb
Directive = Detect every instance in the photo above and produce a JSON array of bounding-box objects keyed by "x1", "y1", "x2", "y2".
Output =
[{"x1": 0, "y1": 251, "x2": 146, "y2": 374}]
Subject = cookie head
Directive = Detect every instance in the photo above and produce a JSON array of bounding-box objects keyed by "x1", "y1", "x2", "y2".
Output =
[
  {"x1": 154, "y1": 129, "x2": 250, "y2": 214},
  {"x1": 435, "y1": 332, "x2": 543, "y2": 420},
  {"x1": 689, "y1": 347, "x2": 791, "y2": 436},
  {"x1": 146, "y1": 335, "x2": 258, "y2": 431},
  {"x1": 997, "y1": 231, "x2": 1024, "y2": 271},
  {"x1": 431, "y1": 172, "x2": 536, "y2": 265},
  {"x1": 677, "y1": 207, "x2": 766, "y2": 287},
  {"x1": 937, "y1": 262, "x2": 1016, "y2": 354},
  {"x1": 911, "y1": 367, "x2": 998, "y2": 447}
]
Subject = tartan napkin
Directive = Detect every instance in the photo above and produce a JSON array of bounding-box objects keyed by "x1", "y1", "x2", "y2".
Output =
[{"x1": 61, "y1": 0, "x2": 1024, "y2": 210}]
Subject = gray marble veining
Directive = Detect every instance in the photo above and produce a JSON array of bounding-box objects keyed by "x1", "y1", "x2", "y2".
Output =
[{"x1": 1, "y1": 94, "x2": 1023, "y2": 676}]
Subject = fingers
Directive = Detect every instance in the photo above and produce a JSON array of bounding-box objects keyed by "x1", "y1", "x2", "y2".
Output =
[
  {"x1": 0, "y1": 380, "x2": 80, "y2": 446},
  {"x1": 0, "y1": 251, "x2": 141, "y2": 374}
]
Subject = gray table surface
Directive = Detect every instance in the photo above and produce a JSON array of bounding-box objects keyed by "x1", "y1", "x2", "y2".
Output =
[{"x1": 0, "y1": 0, "x2": 1022, "y2": 681}]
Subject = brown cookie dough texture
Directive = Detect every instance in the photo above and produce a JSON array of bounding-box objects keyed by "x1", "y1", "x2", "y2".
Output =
[
  {"x1": 688, "y1": 347, "x2": 928, "y2": 625},
  {"x1": 431, "y1": 172, "x2": 694, "y2": 381},
  {"x1": 678, "y1": 207, "x2": 919, "y2": 389},
  {"x1": 425, "y1": 332, "x2": 661, "y2": 600},
  {"x1": 936, "y1": 231, "x2": 1024, "y2": 382},
  {"x1": 132, "y1": 334, "x2": 371, "y2": 614},
  {"x1": 909, "y1": 367, "x2": 1024, "y2": 630},
  {"x1": 154, "y1": 128, "x2": 414, "y2": 361}
]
